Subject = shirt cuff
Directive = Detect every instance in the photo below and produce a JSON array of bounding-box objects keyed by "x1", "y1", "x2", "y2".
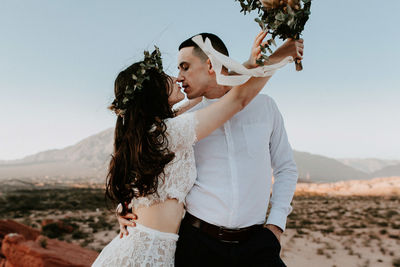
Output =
[{"x1": 266, "y1": 208, "x2": 289, "y2": 232}]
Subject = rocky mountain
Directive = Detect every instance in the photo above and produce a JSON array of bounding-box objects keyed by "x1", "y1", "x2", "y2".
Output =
[
  {"x1": 293, "y1": 151, "x2": 370, "y2": 183},
  {"x1": 10, "y1": 128, "x2": 114, "y2": 167},
  {"x1": 0, "y1": 128, "x2": 114, "y2": 181},
  {"x1": 371, "y1": 163, "x2": 400, "y2": 178},
  {"x1": 337, "y1": 158, "x2": 400, "y2": 173},
  {"x1": 1, "y1": 128, "x2": 399, "y2": 184}
]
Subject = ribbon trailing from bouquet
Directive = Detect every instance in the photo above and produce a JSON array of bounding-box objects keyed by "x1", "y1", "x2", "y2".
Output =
[{"x1": 192, "y1": 35, "x2": 293, "y2": 86}]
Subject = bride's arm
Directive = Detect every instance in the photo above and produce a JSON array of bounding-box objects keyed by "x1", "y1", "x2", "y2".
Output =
[
  {"x1": 195, "y1": 32, "x2": 303, "y2": 141},
  {"x1": 173, "y1": 97, "x2": 202, "y2": 116},
  {"x1": 243, "y1": 32, "x2": 304, "y2": 69}
]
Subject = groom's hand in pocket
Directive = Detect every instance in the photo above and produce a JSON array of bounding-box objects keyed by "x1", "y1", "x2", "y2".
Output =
[
  {"x1": 117, "y1": 212, "x2": 137, "y2": 238},
  {"x1": 263, "y1": 224, "x2": 283, "y2": 243}
]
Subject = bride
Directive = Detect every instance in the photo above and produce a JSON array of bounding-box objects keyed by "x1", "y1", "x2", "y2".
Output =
[{"x1": 92, "y1": 31, "x2": 303, "y2": 266}]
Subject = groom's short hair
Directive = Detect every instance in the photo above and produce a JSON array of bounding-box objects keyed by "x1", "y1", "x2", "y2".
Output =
[{"x1": 179, "y1": 33, "x2": 229, "y2": 61}]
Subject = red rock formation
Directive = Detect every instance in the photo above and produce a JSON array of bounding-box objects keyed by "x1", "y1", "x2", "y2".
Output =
[
  {"x1": 0, "y1": 219, "x2": 40, "y2": 260},
  {"x1": 0, "y1": 220, "x2": 98, "y2": 267},
  {"x1": 2, "y1": 233, "x2": 98, "y2": 267},
  {"x1": 0, "y1": 257, "x2": 6, "y2": 267},
  {"x1": 0, "y1": 219, "x2": 40, "y2": 242}
]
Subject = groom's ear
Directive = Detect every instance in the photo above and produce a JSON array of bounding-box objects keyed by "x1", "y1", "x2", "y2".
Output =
[{"x1": 206, "y1": 58, "x2": 215, "y2": 75}]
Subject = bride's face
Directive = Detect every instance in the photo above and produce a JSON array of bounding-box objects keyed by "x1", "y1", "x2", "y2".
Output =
[{"x1": 168, "y1": 76, "x2": 185, "y2": 106}]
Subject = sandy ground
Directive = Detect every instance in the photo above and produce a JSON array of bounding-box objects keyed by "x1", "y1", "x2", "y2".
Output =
[{"x1": 281, "y1": 228, "x2": 399, "y2": 267}]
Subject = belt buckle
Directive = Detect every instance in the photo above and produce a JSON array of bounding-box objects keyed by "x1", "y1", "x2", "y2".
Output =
[{"x1": 218, "y1": 226, "x2": 239, "y2": 244}]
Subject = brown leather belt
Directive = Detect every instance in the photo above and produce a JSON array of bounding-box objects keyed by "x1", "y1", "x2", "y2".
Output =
[{"x1": 183, "y1": 213, "x2": 264, "y2": 243}]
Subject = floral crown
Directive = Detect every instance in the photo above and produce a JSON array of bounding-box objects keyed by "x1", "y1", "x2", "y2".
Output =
[{"x1": 109, "y1": 46, "x2": 163, "y2": 118}]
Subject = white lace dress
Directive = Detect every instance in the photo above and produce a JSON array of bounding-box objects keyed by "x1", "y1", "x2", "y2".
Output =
[{"x1": 92, "y1": 112, "x2": 198, "y2": 267}]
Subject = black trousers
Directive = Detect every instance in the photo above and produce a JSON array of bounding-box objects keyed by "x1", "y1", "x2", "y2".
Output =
[{"x1": 175, "y1": 216, "x2": 286, "y2": 267}]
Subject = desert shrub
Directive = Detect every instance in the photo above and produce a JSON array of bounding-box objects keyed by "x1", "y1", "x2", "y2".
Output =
[
  {"x1": 72, "y1": 229, "x2": 89, "y2": 239},
  {"x1": 388, "y1": 234, "x2": 399, "y2": 240},
  {"x1": 379, "y1": 229, "x2": 387, "y2": 235},
  {"x1": 336, "y1": 229, "x2": 354, "y2": 236},
  {"x1": 42, "y1": 223, "x2": 64, "y2": 238},
  {"x1": 321, "y1": 226, "x2": 335, "y2": 233},
  {"x1": 377, "y1": 221, "x2": 389, "y2": 227},
  {"x1": 385, "y1": 210, "x2": 398, "y2": 218},
  {"x1": 325, "y1": 253, "x2": 332, "y2": 259},
  {"x1": 296, "y1": 229, "x2": 307, "y2": 235},
  {"x1": 300, "y1": 219, "x2": 313, "y2": 226},
  {"x1": 38, "y1": 237, "x2": 47, "y2": 248},
  {"x1": 42, "y1": 221, "x2": 78, "y2": 239},
  {"x1": 0, "y1": 188, "x2": 106, "y2": 217},
  {"x1": 393, "y1": 257, "x2": 400, "y2": 267},
  {"x1": 286, "y1": 220, "x2": 297, "y2": 229},
  {"x1": 368, "y1": 233, "x2": 379, "y2": 240},
  {"x1": 392, "y1": 223, "x2": 400, "y2": 229},
  {"x1": 348, "y1": 223, "x2": 367, "y2": 229}
]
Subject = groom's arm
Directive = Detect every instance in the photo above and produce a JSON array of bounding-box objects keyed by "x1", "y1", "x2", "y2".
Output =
[{"x1": 266, "y1": 98, "x2": 298, "y2": 234}]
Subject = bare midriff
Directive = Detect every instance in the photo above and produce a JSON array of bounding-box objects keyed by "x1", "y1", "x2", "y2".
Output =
[{"x1": 132, "y1": 198, "x2": 184, "y2": 234}]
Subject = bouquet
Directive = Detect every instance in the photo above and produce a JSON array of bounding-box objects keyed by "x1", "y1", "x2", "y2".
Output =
[{"x1": 237, "y1": 0, "x2": 311, "y2": 71}]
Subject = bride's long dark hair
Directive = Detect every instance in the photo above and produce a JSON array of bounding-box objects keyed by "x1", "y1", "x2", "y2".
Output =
[{"x1": 105, "y1": 61, "x2": 175, "y2": 212}]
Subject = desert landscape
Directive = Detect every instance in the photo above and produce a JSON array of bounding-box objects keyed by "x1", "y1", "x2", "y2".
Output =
[
  {"x1": 1, "y1": 177, "x2": 399, "y2": 267},
  {"x1": 282, "y1": 180, "x2": 400, "y2": 267},
  {"x1": 1, "y1": 130, "x2": 399, "y2": 266}
]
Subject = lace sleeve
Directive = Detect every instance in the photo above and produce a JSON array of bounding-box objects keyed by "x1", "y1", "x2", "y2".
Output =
[{"x1": 165, "y1": 112, "x2": 198, "y2": 151}]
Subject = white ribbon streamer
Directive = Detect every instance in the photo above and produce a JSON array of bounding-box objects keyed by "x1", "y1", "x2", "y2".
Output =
[{"x1": 192, "y1": 35, "x2": 293, "y2": 86}]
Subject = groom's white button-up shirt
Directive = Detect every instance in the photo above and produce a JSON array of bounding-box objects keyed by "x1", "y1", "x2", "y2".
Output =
[{"x1": 186, "y1": 94, "x2": 298, "y2": 231}]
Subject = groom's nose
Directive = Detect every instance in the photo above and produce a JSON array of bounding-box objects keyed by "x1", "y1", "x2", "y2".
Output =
[{"x1": 177, "y1": 73, "x2": 184, "y2": 82}]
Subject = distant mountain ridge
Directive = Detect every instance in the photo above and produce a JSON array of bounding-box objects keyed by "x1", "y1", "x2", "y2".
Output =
[
  {"x1": 371, "y1": 163, "x2": 400, "y2": 177},
  {"x1": 0, "y1": 129, "x2": 114, "y2": 181},
  {"x1": 0, "y1": 128, "x2": 398, "y2": 183},
  {"x1": 293, "y1": 151, "x2": 370, "y2": 182},
  {"x1": 337, "y1": 158, "x2": 400, "y2": 173},
  {"x1": 15, "y1": 128, "x2": 114, "y2": 167}
]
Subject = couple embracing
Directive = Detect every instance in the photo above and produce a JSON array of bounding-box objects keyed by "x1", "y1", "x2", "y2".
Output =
[{"x1": 92, "y1": 31, "x2": 304, "y2": 267}]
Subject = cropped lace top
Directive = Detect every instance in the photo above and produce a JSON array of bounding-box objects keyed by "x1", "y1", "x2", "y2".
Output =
[{"x1": 129, "y1": 112, "x2": 198, "y2": 209}]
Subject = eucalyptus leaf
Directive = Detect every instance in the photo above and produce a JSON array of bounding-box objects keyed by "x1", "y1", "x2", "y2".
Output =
[{"x1": 275, "y1": 12, "x2": 286, "y2": 22}]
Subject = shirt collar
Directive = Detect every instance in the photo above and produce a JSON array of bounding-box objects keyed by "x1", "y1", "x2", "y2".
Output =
[{"x1": 202, "y1": 96, "x2": 219, "y2": 104}]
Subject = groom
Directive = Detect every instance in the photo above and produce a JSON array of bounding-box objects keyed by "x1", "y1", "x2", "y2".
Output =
[{"x1": 119, "y1": 33, "x2": 302, "y2": 266}]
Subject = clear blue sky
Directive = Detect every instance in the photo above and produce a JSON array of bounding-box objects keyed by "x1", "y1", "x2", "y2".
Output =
[{"x1": 1, "y1": 0, "x2": 399, "y2": 160}]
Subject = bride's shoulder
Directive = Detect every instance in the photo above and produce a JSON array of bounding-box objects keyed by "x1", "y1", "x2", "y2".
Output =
[
  {"x1": 165, "y1": 112, "x2": 197, "y2": 130},
  {"x1": 164, "y1": 112, "x2": 198, "y2": 148},
  {"x1": 166, "y1": 111, "x2": 196, "y2": 122}
]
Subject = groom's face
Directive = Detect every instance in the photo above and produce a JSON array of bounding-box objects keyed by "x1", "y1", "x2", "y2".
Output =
[{"x1": 177, "y1": 47, "x2": 214, "y2": 99}]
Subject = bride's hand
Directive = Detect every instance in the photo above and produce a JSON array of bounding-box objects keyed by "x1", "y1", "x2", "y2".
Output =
[
  {"x1": 117, "y1": 212, "x2": 137, "y2": 238},
  {"x1": 244, "y1": 31, "x2": 269, "y2": 69}
]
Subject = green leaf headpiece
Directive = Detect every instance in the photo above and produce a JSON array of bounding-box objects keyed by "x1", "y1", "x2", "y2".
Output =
[{"x1": 109, "y1": 46, "x2": 163, "y2": 118}]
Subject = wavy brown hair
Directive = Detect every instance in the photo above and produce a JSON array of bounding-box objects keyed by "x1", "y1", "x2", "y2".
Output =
[{"x1": 105, "y1": 62, "x2": 175, "y2": 213}]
